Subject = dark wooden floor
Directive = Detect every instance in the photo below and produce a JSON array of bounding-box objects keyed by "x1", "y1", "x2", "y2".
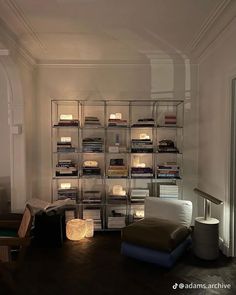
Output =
[{"x1": 1, "y1": 232, "x2": 236, "y2": 295}]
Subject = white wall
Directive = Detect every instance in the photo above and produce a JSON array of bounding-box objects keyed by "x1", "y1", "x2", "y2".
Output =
[
  {"x1": 0, "y1": 64, "x2": 10, "y2": 203},
  {"x1": 198, "y1": 19, "x2": 236, "y2": 252},
  {"x1": 35, "y1": 61, "x2": 199, "y2": 221}
]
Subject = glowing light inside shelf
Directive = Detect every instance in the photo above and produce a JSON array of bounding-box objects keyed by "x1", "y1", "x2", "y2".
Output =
[
  {"x1": 60, "y1": 183, "x2": 71, "y2": 189},
  {"x1": 115, "y1": 113, "x2": 122, "y2": 120},
  {"x1": 112, "y1": 185, "x2": 126, "y2": 196},
  {"x1": 139, "y1": 133, "x2": 150, "y2": 140},
  {"x1": 134, "y1": 210, "x2": 144, "y2": 218},
  {"x1": 133, "y1": 155, "x2": 146, "y2": 168},
  {"x1": 136, "y1": 163, "x2": 146, "y2": 168},
  {"x1": 61, "y1": 137, "x2": 72, "y2": 143},
  {"x1": 109, "y1": 113, "x2": 122, "y2": 119},
  {"x1": 60, "y1": 114, "x2": 73, "y2": 120},
  {"x1": 109, "y1": 114, "x2": 116, "y2": 119}
]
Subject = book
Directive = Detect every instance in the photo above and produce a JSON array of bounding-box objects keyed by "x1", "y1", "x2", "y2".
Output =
[{"x1": 27, "y1": 198, "x2": 72, "y2": 214}]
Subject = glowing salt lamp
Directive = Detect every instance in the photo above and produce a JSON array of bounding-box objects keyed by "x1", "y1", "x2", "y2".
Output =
[
  {"x1": 85, "y1": 219, "x2": 94, "y2": 238},
  {"x1": 66, "y1": 219, "x2": 86, "y2": 241}
]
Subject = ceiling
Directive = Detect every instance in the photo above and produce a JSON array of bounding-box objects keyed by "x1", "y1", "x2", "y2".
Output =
[{"x1": 0, "y1": 0, "x2": 226, "y2": 63}]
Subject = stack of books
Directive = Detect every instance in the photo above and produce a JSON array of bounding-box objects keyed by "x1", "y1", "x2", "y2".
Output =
[
  {"x1": 82, "y1": 190, "x2": 102, "y2": 203},
  {"x1": 107, "y1": 158, "x2": 128, "y2": 177},
  {"x1": 130, "y1": 189, "x2": 149, "y2": 202},
  {"x1": 159, "y1": 184, "x2": 179, "y2": 199},
  {"x1": 132, "y1": 118, "x2": 154, "y2": 127},
  {"x1": 131, "y1": 139, "x2": 153, "y2": 153},
  {"x1": 157, "y1": 162, "x2": 180, "y2": 179},
  {"x1": 108, "y1": 210, "x2": 126, "y2": 228},
  {"x1": 55, "y1": 116, "x2": 79, "y2": 127},
  {"x1": 84, "y1": 116, "x2": 101, "y2": 127},
  {"x1": 56, "y1": 160, "x2": 78, "y2": 177},
  {"x1": 83, "y1": 165, "x2": 101, "y2": 176},
  {"x1": 57, "y1": 187, "x2": 77, "y2": 201},
  {"x1": 108, "y1": 118, "x2": 127, "y2": 127},
  {"x1": 83, "y1": 208, "x2": 102, "y2": 230},
  {"x1": 82, "y1": 137, "x2": 104, "y2": 153},
  {"x1": 164, "y1": 114, "x2": 177, "y2": 126},
  {"x1": 158, "y1": 140, "x2": 179, "y2": 153},
  {"x1": 131, "y1": 167, "x2": 153, "y2": 178},
  {"x1": 57, "y1": 141, "x2": 76, "y2": 152},
  {"x1": 108, "y1": 194, "x2": 127, "y2": 203}
]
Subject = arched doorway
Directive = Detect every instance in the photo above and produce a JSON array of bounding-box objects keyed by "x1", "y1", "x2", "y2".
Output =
[{"x1": 0, "y1": 56, "x2": 26, "y2": 212}]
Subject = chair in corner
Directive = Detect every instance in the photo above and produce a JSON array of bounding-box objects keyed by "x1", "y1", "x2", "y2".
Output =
[
  {"x1": 0, "y1": 204, "x2": 33, "y2": 270},
  {"x1": 121, "y1": 197, "x2": 192, "y2": 268}
]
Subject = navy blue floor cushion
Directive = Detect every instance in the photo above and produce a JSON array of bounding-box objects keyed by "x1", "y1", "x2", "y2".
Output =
[
  {"x1": 121, "y1": 237, "x2": 191, "y2": 268},
  {"x1": 121, "y1": 216, "x2": 192, "y2": 268}
]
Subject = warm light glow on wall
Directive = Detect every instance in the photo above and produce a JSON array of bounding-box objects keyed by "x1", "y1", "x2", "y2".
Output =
[
  {"x1": 112, "y1": 185, "x2": 126, "y2": 196},
  {"x1": 66, "y1": 219, "x2": 86, "y2": 241}
]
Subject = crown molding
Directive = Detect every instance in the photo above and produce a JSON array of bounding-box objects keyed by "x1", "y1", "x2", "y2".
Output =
[
  {"x1": 0, "y1": 18, "x2": 36, "y2": 66},
  {"x1": 188, "y1": 0, "x2": 236, "y2": 59},
  {"x1": 198, "y1": 16, "x2": 236, "y2": 64},
  {"x1": 187, "y1": 0, "x2": 231, "y2": 52},
  {"x1": 4, "y1": 0, "x2": 45, "y2": 51}
]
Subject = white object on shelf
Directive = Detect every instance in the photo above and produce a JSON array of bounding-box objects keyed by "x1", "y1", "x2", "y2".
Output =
[
  {"x1": 60, "y1": 114, "x2": 73, "y2": 120},
  {"x1": 115, "y1": 113, "x2": 122, "y2": 120},
  {"x1": 60, "y1": 183, "x2": 71, "y2": 189},
  {"x1": 61, "y1": 137, "x2": 71, "y2": 142},
  {"x1": 112, "y1": 185, "x2": 126, "y2": 196},
  {"x1": 109, "y1": 114, "x2": 116, "y2": 119},
  {"x1": 139, "y1": 133, "x2": 150, "y2": 140}
]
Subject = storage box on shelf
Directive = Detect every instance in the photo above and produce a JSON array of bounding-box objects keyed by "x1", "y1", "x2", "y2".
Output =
[{"x1": 51, "y1": 99, "x2": 184, "y2": 230}]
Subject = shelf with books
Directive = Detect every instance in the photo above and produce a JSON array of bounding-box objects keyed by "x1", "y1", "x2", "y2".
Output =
[
  {"x1": 81, "y1": 100, "x2": 105, "y2": 128},
  {"x1": 52, "y1": 178, "x2": 80, "y2": 204},
  {"x1": 51, "y1": 99, "x2": 184, "y2": 230},
  {"x1": 106, "y1": 204, "x2": 128, "y2": 230}
]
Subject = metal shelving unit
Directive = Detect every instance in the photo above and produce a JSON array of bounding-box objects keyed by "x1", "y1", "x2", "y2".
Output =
[{"x1": 51, "y1": 99, "x2": 184, "y2": 231}]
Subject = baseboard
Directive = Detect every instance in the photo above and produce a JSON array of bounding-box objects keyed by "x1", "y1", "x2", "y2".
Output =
[{"x1": 219, "y1": 237, "x2": 233, "y2": 257}]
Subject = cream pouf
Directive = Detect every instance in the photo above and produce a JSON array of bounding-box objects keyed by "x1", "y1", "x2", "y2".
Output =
[{"x1": 66, "y1": 219, "x2": 86, "y2": 241}]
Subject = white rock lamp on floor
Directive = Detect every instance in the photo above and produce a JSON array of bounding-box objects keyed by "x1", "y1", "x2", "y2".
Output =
[
  {"x1": 66, "y1": 219, "x2": 87, "y2": 241},
  {"x1": 193, "y1": 188, "x2": 223, "y2": 260},
  {"x1": 85, "y1": 219, "x2": 94, "y2": 238}
]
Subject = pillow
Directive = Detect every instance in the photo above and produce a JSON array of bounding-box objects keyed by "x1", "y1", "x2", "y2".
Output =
[{"x1": 144, "y1": 197, "x2": 192, "y2": 227}]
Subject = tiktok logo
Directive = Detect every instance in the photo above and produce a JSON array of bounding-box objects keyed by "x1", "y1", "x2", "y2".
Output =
[{"x1": 172, "y1": 283, "x2": 178, "y2": 289}]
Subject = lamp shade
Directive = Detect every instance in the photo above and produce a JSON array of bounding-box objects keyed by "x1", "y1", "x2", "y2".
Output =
[
  {"x1": 85, "y1": 219, "x2": 94, "y2": 238},
  {"x1": 66, "y1": 219, "x2": 86, "y2": 241}
]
